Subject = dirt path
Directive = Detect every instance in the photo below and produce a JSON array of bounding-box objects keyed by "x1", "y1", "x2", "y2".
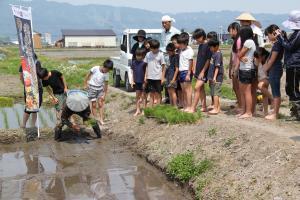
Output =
[{"x1": 105, "y1": 89, "x2": 300, "y2": 200}]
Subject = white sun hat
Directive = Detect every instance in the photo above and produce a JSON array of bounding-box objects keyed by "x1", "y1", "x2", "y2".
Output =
[
  {"x1": 161, "y1": 15, "x2": 176, "y2": 23},
  {"x1": 282, "y1": 10, "x2": 300, "y2": 30},
  {"x1": 236, "y1": 12, "x2": 256, "y2": 21},
  {"x1": 66, "y1": 90, "x2": 89, "y2": 112}
]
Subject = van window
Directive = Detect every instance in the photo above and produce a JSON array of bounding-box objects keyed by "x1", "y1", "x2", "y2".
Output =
[
  {"x1": 122, "y1": 35, "x2": 127, "y2": 49},
  {"x1": 129, "y1": 33, "x2": 162, "y2": 49}
]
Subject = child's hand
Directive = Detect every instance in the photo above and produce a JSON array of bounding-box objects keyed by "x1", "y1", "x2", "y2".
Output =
[
  {"x1": 161, "y1": 78, "x2": 165, "y2": 85},
  {"x1": 241, "y1": 57, "x2": 248, "y2": 63},
  {"x1": 170, "y1": 79, "x2": 175, "y2": 85},
  {"x1": 50, "y1": 97, "x2": 59, "y2": 105},
  {"x1": 64, "y1": 88, "x2": 68, "y2": 94},
  {"x1": 185, "y1": 74, "x2": 190, "y2": 82},
  {"x1": 199, "y1": 71, "x2": 205, "y2": 80},
  {"x1": 213, "y1": 79, "x2": 217, "y2": 83},
  {"x1": 72, "y1": 124, "x2": 80, "y2": 133},
  {"x1": 131, "y1": 82, "x2": 135, "y2": 88}
]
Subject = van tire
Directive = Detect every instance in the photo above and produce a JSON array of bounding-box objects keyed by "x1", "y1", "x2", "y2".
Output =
[
  {"x1": 125, "y1": 73, "x2": 134, "y2": 92},
  {"x1": 113, "y1": 69, "x2": 121, "y2": 87}
]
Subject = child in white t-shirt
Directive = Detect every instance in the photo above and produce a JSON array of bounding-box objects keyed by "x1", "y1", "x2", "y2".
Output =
[
  {"x1": 144, "y1": 39, "x2": 166, "y2": 106},
  {"x1": 85, "y1": 59, "x2": 113, "y2": 125},
  {"x1": 177, "y1": 32, "x2": 194, "y2": 111}
]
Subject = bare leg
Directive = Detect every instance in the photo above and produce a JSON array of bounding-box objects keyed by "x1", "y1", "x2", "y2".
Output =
[
  {"x1": 239, "y1": 83, "x2": 253, "y2": 119},
  {"x1": 134, "y1": 91, "x2": 142, "y2": 116},
  {"x1": 265, "y1": 97, "x2": 281, "y2": 120},
  {"x1": 31, "y1": 113, "x2": 37, "y2": 127},
  {"x1": 184, "y1": 83, "x2": 193, "y2": 111},
  {"x1": 237, "y1": 81, "x2": 246, "y2": 116},
  {"x1": 98, "y1": 99, "x2": 105, "y2": 125},
  {"x1": 21, "y1": 112, "x2": 30, "y2": 128},
  {"x1": 233, "y1": 76, "x2": 241, "y2": 108},
  {"x1": 191, "y1": 80, "x2": 205, "y2": 113},
  {"x1": 168, "y1": 88, "x2": 177, "y2": 106},
  {"x1": 251, "y1": 81, "x2": 258, "y2": 114},
  {"x1": 209, "y1": 96, "x2": 220, "y2": 115}
]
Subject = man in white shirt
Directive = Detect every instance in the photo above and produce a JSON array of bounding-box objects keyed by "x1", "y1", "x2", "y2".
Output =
[
  {"x1": 161, "y1": 15, "x2": 181, "y2": 53},
  {"x1": 161, "y1": 15, "x2": 181, "y2": 103}
]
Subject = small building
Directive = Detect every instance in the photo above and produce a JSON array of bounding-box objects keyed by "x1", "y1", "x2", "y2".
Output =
[
  {"x1": 33, "y1": 31, "x2": 42, "y2": 49},
  {"x1": 44, "y1": 33, "x2": 52, "y2": 45},
  {"x1": 61, "y1": 29, "x2": 117, "y2": 48}
]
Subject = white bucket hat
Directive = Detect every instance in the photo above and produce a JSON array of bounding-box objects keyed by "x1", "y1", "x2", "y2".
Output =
[
  {"x1": 161, "y1": 15, "x2": 176, "y2": 23},
  {"x1": 66, "y1": 90, "x2": 89, "y2": 112},
  {"x1": 283, "y1": 10, "x2": 300, "y2": 30}
]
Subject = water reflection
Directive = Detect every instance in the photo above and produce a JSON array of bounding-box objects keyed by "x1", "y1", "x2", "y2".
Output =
[
  {"x1": 0, "y1": 104, "x2": 56, "y2": 129},
  {"x1": 0, "y1": 142, "x2": 189, "y2": 200}
]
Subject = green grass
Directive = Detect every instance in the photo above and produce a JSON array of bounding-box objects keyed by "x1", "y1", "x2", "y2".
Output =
[
  {"x1": 138, "y1": 116, "x2": 145, "y2": 125},
  {"x1": 208, "y1": 127, "x2": 217, "y2": 137},
  {"x1": 204, "y1": 84, "x2": 236, "y2": 100},
  {"x1": 0, "y1": 97, "x2": 14, "y2": 107},
  {"x1": 196, "y1": 177, "x2": 211, "y2": 200},
  {"x1": 166, "y1": 152, "x2": 213, "y2": 183},
  {"x1": 144, "y1": 105, "x2": 202, "y2": 124},
  {"x1": 0, "y1": 47, "x2": 107, "y2": 89},
  {"x1": 224, "y1": 137, "x2": 236, "y2": 148}
]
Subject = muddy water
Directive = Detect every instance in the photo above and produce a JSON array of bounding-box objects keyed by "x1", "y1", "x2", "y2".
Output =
[
  {"x1": 0, "y1": 104, "x2": 56, "y2": 129},
  {"x1": 0, "y1": 138, "x2": 191, "y2": 200}
]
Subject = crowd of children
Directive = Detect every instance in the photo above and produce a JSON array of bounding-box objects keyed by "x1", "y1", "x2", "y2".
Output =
[
  {"x1": 20, "y1": 11, "x2": 300, "y2": 134},
  {"x1": 129, "y1": 11, "x2": 300, "y2": 121}
]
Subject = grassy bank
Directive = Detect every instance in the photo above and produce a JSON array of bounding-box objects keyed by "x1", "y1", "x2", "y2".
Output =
[{"x1": 0, "y1": 47, "x2": 107, "y2": 89}]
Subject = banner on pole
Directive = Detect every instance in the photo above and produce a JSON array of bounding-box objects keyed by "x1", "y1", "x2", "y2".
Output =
[{"x1": 12, "y1": 5, "x2": 39, "y2": 112}]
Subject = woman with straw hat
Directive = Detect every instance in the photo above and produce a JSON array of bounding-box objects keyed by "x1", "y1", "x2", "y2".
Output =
[
  {"x1": 236, "y1": 12, "x2": 265, "y2": 48},
  {"x1": 275, "y1": 10, "x2": 300, "y2": 121}
]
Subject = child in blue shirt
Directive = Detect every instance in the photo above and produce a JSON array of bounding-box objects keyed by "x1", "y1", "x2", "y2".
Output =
[
  {"x1": 207, "y1": 39, "x2": 224, "y2": 115},
  {"x1": 131, "y1": 48, "x2": 147, "y2": 116},
  {"x1": 165, "y1": 43, "x2": 179, "y2": 106}
]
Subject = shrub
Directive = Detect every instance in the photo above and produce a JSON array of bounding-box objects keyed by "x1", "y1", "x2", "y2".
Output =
[
  {"x1": 166, "y1": 152, "x2": 213, "y2": 183},
  {"x1": 144, "y1": 105, "x2": 202, "y2": 124},
  {"x1": 0, "y1": 97, "x2": 14, "y2": 107}
]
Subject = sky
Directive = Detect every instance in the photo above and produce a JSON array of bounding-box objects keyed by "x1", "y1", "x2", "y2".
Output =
[{"x1": 48, "y1": 0, "x2": 298, "y2": 14}]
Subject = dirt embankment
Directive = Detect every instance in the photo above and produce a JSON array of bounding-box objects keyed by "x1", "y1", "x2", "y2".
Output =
[{"x1": 105, "y1": 89, "x2": 300, "y2": 200}]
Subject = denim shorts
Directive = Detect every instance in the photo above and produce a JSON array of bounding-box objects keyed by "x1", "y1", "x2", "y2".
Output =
[
  {"x1": 179, "y1": 70, "x2": 193, "y2": 83},
  {"x1": 269, "y1": 69, "x2": 283, "y2": 98}
]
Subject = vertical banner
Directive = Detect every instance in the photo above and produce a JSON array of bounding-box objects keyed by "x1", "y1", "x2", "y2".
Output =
[{"x1": 11, "y1": 5, "x2": 39, "y2": 112}]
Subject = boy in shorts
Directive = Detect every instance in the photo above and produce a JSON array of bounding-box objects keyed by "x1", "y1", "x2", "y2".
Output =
[
  {"x1": 39, "y1": 68, "x2": 68, "y2": 123},
  {"x1": 207, "y1": 39, "x2": 224, "y2": 115},
  {"x1": 178, "y1": 32, "x2": 194, "y2": 111},
  {"x1": 144, "y1": 39, "x2": 166, "y2": 106},
  {"x1": 165, "y1": 43, "x2": 179, "y2": 106},
  {"x1": 189, "y1": 28, "x2": 211, "y2": 113},
  {"x1": 85, "y1": 59, "x2": 113, "y2": 125},
  {"x1": 131, "y1": 48, "x2": 147, "y2": 116}
]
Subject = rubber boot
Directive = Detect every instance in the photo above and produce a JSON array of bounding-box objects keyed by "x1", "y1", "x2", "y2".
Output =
[{"x1": 92, "y1": 123, "x2": 101, "y2": 138}]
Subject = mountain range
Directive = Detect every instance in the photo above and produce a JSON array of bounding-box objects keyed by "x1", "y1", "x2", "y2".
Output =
[{"x1": 0, "y1": 0, "x2": 288, "y2": 41}]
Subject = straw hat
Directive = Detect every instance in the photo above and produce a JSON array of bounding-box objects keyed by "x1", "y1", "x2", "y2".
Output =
[
  {"x1": 66, "y1": 90, "x2": 89, "y2": 112},
  {"x1": 236, "y1": 12, "x2": 256, "y2": 21},
  {"x1": 283, "y1": 10, "x2": 300, "y2": 30}
]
